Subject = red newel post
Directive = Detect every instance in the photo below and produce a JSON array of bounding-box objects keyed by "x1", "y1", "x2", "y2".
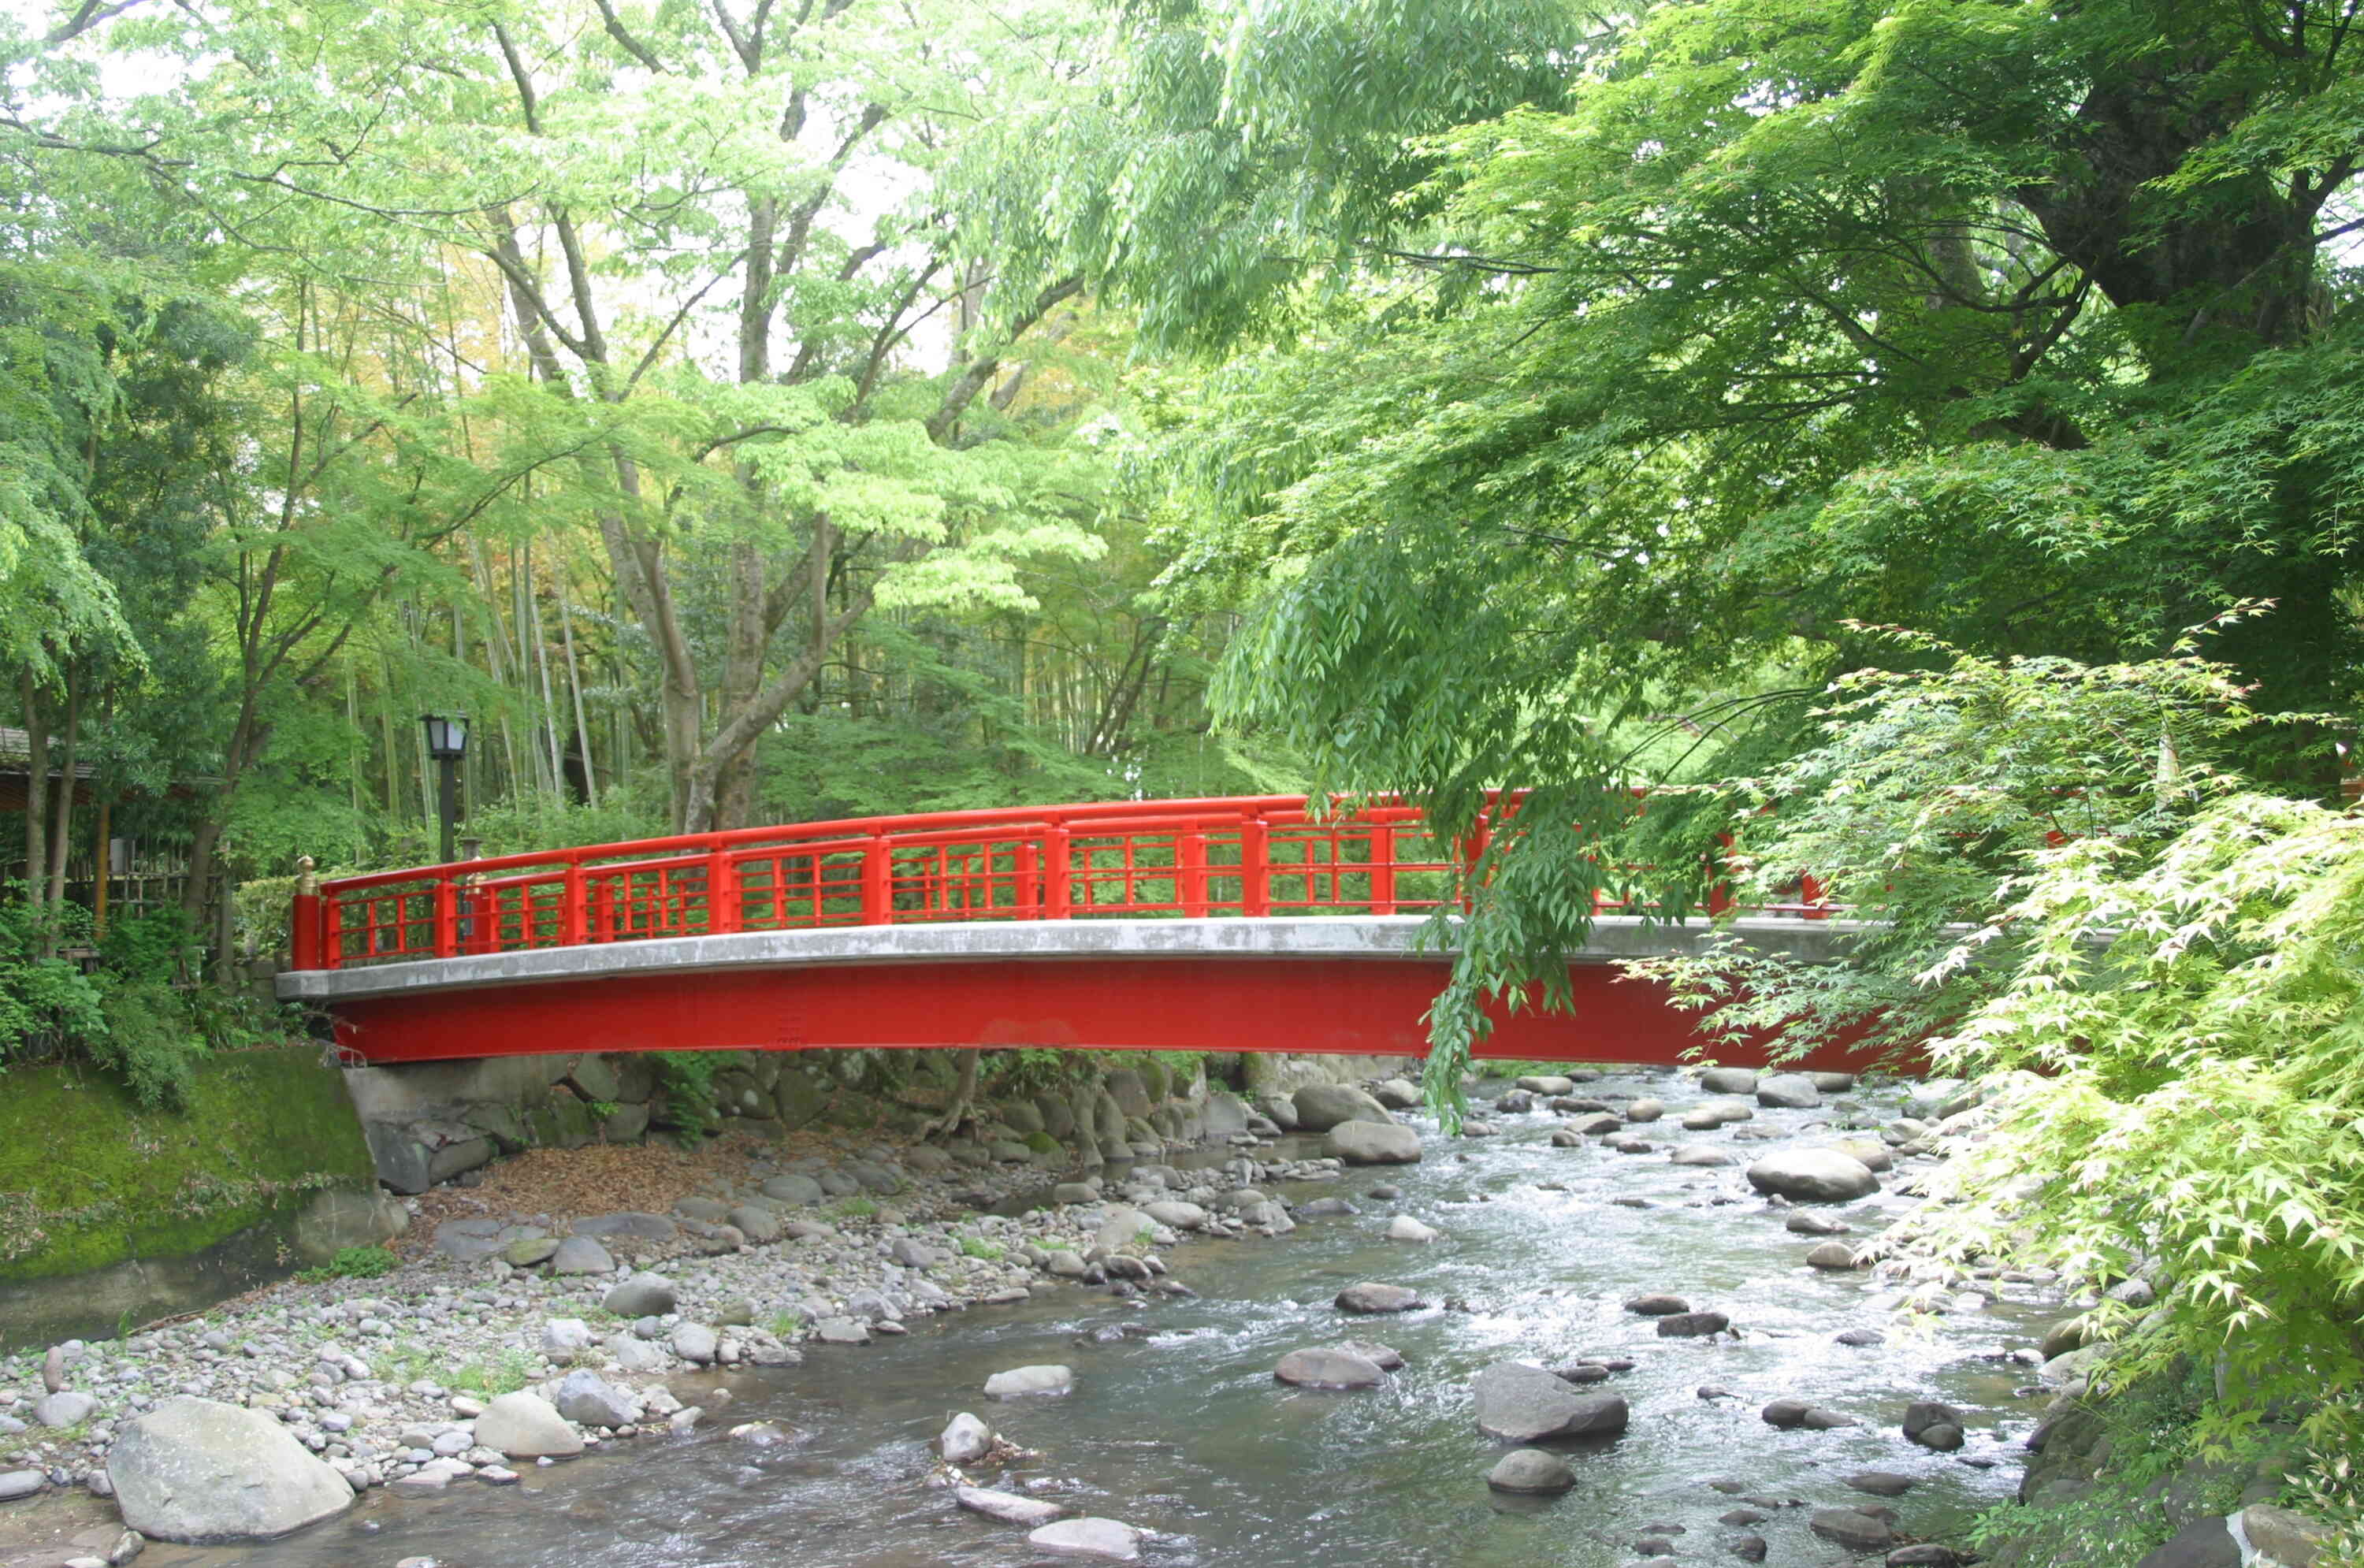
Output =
[
  {"x1": 1180, "y1": 830, "x2": 1207, "y2": 917},
  {"x1": 291, "y1": 856, "x2": 321, "y2": 971},
  {"x1": 862, "y1": 837, "x2": 891, "y2": 924},
  {"x1": 1240, "y1": 819, "x2": 1269, "y2": 916}
]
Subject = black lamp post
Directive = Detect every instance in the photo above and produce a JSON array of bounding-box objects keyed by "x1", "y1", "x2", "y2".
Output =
[{"x1": 421, "y1": 714, "x2": 468, "y2": 864}]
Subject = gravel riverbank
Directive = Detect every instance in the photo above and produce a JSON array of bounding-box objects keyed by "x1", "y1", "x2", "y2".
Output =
[{"x1": 1, "y1": 1062, "x2": 2085, "y2": 1568}]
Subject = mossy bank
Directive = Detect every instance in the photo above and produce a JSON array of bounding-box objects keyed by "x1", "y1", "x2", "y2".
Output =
[{"x1": 0, "y1": 1046, "x2": 381, "y2": 1351}]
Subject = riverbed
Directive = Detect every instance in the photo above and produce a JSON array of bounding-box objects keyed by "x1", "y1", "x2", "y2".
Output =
[{"x1": 132, "y1": 1068, "x2": 2052, "y2": 1568}]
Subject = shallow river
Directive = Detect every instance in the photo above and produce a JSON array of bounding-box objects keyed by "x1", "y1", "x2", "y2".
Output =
[{"x1": 147, "y1": 1071, "x2": 2052, "y2": 1568}]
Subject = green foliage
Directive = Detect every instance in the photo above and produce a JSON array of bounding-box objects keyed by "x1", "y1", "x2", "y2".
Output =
[
  {"x1": 766, "y1": 1310, "x2": 804, "y2": 1339},
  {"x1": 954, "y1": 1232, "x2": 1004, "y2": 1261},
  {"x1": 294, "y1": 1244, "x2": 396, "y2": 1283},
  {"x1": 831, "y1": 1195, "x2": 879, "y2": 1221},
  {"x1": 652, "y1": 1053, "x2": 723, "y2": 1137},
  {"x1": 448, "y1": 1347, "x2": 538, "y2": 1398}
]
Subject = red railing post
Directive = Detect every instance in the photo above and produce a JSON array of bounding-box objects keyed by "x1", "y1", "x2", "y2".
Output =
[
  {"x1": 707, "y1": 846, "x2": 740, "y2": 934},
  {"x1": 1016, "y1": 840, "x2": 1039, "y2": 917},
  {"x1": 433, "y1": 875, "x2": 459, "y2": 957},
  {"x1": 1457, "y1": 817, "x2": 1492, "y2": 912},
  {"x1": 563, "y1": 861, "x2": 588, "y2": 946},
  {"x1": 1180, "y1": 829, "x2": 1207, "y2": 917},
  {"x1": 1369, "y1": 818, "x2": 1396, "y2": 914},
  {"x1": 1045, "y1": 826, "x2": 1072, "y2": 917},
  {"x1": 1705, "y1": 830, "x2": 1736, "y2": 916},
  {"x1": 1240, "y1": 818, "x2": 1269, "y2": 916},
  {"x1": 1800, "y1": 871, "x2": 1830, "y2": 920},
  {"x1": 862, "y1": 837, "x2": 891, "y2": 924}
]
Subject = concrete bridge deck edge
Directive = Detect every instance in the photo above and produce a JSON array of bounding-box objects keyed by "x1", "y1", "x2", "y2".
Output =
[{"x1": 277, "y1": 914, "x2": 1864, "y2": 1005}]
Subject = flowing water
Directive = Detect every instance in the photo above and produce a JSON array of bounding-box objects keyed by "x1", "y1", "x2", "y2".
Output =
[{"x1": 143, "y1": 1071, "x2": 2054, "y2": 1568}]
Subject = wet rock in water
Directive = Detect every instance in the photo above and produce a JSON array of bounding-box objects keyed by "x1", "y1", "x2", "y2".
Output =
[
  {"x1": 1903, "y1": 1400, "x2": 1967, "y2": 1449},
  {"x1": 1786, "y1": 1211, "x2": 1852, "y2": 1235},
  {"x1": 1459, "y1": 1119, "x2": 1499, "y2": 1137},
  {"x1": 1887, "y1": 1547, "x2": 1964, "y2": 1567},
  {"x1": 1835, "y1": 1328, "x2": 1887, "y2": 1347},
  {"x1": 109, "y1": 1398, "x2": 355, "y2": 1544},
  {"x1": 548, "y1": 1235, "x2": 615, "y2": 1275},
  {"x1": 1336, "y1": 1281, "x2": 1425, "y2": 1314},
  {"x1": 554, "y1": 1371, "x2": 637, "y2": 1427},
  {"x1": 983, "y1": 1365, "x2": 1074, "y2": 1398},
  {"x1": 1808, "y1": 1508, "x2": 1895, "y2": 1550},
  {"x1": 600, "y1": 1273, "x2": 677, "y2": 1317},
  {"x1": 1292, "y1": 1083, "x2": 1396, "y2": 1132},
  {"x1": 1367, "y1": 1184, "x2": 1403, "y2": 1200},
  {"x1": 1719, "y1": 1507, "x2": 1770, "y2": 1525},
  {"x1": 1625, "y1": 1099, "x2": 1665, "y2": 1123},
  {"x1": 473, "y1": 1393, "x2": 583, "y2": 1459},
  {"x1": 1764, "y1": 1398, "x2": 1853, "y2": 1429},
  {"x1": 1730, "y1": 1534, "x2": 1769, "y2": 1562},
  {"x1": 1656, "y1": 1310, "x2": 1730, "y2": 1338},
  {"x1": 1755, "y1": 1074, "x2": 1823, "y2": 1109},
  {"x1": 1698, "y1": 1067, "x2": 1760, "y2": 1094},
  {"x1": 2038, "y1": 1316, "x2": 2091, "y2": 1361},
  {"x1": 1298, "y1": 1197, "x2": 1361, "y2": 1217},
  {"x1": 671, "y1": 1323, "x2": 719, "y2": 1363},
  {"x1": 816, "y1": 1317, "x2": 872, "y2": 1346},
  {"x1": 1567, "y1": 1113, "x2": 1625, "y2": 1135},
  {"x1": 939, "y1": 1413, "x2": 994, "y2": 1464},
  {"x1": 1273, "y1": 1347, "x2": 1388, "y2": 1390},
  {"x1": 1808, "y1": 1241, "x2": 1864, "y2": 1269},
  {"x1": 1386, "y1": 1215, "x2": 1441, "y2": 1243},
  {"x1": 1486, "y1": 1448, "x2": 1575, "y2": 1494},
  {"x1": 1470, "y1": 1362, "x2": 1630, "y2": 1442},
  {"x1": 1604, "y1": 1135, "x2": 1655, "y2": 1154},
  {"x1": 1337, "y1": 1340, "x2": 1405, "y2": 1369},
  {"x1": 1028, "y1": 1518, "x2": 1145, "y2": 1562},
  {"x1": 1495, "y1": 1091, "x2": 1536, "y2": 1114},
  {"x1": 1327, "y1": 1120, "x2": 1423, "y2": 1164},
  {"x1": 1625, "y1": 1294, "x2": 1689, "y2": 1317},
  {"x1": 1848, "y1": 1472, "x2": 1914, "y2": 1497},
  {"x1": 0, "y1": 1472, "x2": 41, "y2": 1502},
  {"x1": 1371, "y1": 1078, "x2": 1422, "y2": 1109},
  {"x1": 1747, "y1": 1150, "x2": 1880, "y2": 1202},
  {"x1": 1549, "y1": 1129, "x2": 1585, "y2": 1149},
  {"x1": 1515, "y1": 1075, "x2": 1576, "y2": 1095},
  {"x1": 957, "y1": 1486, "x2": 1065, "y2": 1527},
  {"x1": 1802, "y1": 1407, "x2": 1862, "y2": 1429},
  {"x1": 1553, "y1": 1362, "x2": 1611, "y2": 1384},
  {"x1": 1671, "y1": 1144, "x2": 1734, "y2": 1166}
]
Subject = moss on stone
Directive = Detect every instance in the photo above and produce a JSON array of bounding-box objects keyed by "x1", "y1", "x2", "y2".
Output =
[{"x1": 0, "y1": 1046, "x2": 375, "y2": 1285}]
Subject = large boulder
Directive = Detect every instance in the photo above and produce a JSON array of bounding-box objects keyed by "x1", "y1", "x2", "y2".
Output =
[
  {"x1": 1697, "y1": 1067, "x2": 1760, "y2": 1094},
  {"x1": 983, "y1": 1365, "x2": 1074, "y2": 1398},
  {"x1": 1028, "y1": 1518, "x2": 1144, "y2": 1562},
  {"x1": 1326, "y1": 1120, "x2": 1423, "y2": 1165},
  {"x1": 109, "y1": 1398, "x2": 355, "y2": 1544},
  {"x1": 553, "y1": 1370, "x2": 637, "y2": 1427},
  {"x1": 1746, "y1": 1149, "x2": 1879, "y2": 1202},
  {"x1": 1370, "y1": 1078, "x2": 1422, "y2": 1109},
  {"x1": 290, "y1": 1187, "x2": 409, "y2": 1265},
  {"x1": 1291, "y1": 1083, "x2": 1396, "y2": 1132},
  {"x1": 472, "y1": 1392, "x2": 584, "y2": 1458},
  {"x1": 601, "y1": 1273, "x2": 677, "y2": 1317},
  {"x1": 1470, "y1": 1362, "x2": 1630, "y2": 1443}
]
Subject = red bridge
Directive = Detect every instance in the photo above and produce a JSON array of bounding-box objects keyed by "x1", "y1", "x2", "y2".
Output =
[{"x1": 280, "y1": 794, "x2": 1865, "y2": 1070}]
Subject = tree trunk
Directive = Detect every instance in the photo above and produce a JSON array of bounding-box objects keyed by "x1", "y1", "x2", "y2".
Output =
[
  {"x1": 44, "y1": 667, "x2": 80, "y2": 910},
  {"x1": 19, "y1": 667, "x2": 47, "y2": 924}
]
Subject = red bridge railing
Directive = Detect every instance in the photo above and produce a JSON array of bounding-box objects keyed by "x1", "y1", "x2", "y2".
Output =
[{"x1": 288, "y1": 793, "x2": 1821, "y2": 972}]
